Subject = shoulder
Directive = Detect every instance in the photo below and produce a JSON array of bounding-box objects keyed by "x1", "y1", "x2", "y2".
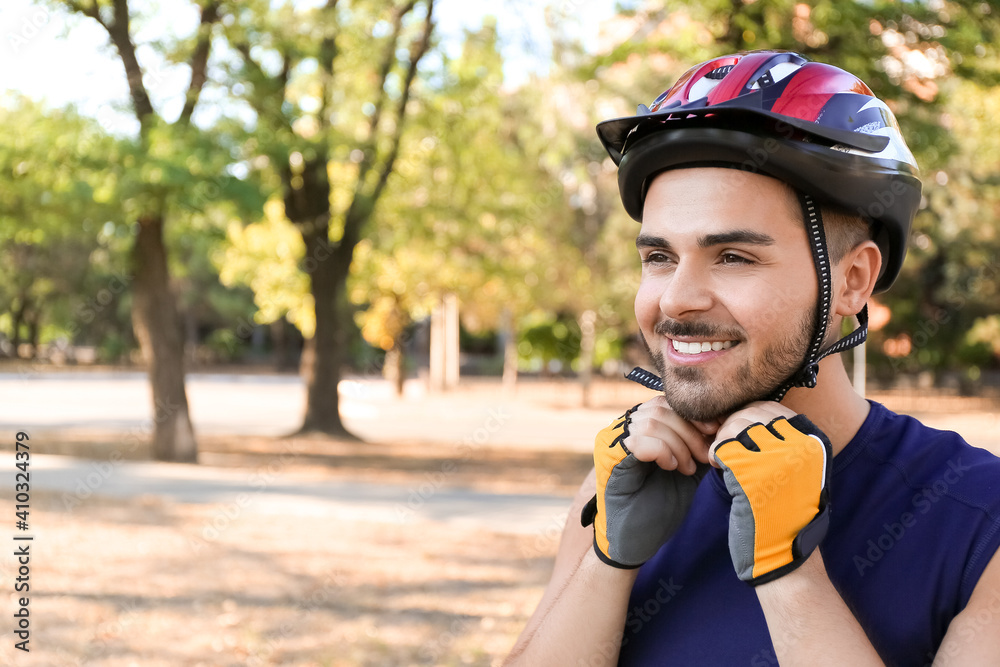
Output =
[
  {"x1": 842, "y1": 402, "x2": 1000, "y2": 501},
  {"x1": 849, "y1": 403, "x2": 1000, "y2": 596},
  {"x1": 822, "y1": 403, "x2": 1000, "y2": 649}
]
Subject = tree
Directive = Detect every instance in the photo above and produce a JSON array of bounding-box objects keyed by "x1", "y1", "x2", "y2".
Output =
[
  {"x1": 349, "y1": 19, "x2": 627, "y2": 394},
  {"x1": 0, "y1": 97, "x2": 121, "y2": 359},
  {"x1": 62, "y1": 0, "x2": 225, "y2": 461},
  {"x1": 221, "y1": 0, "x2": 435, "y2": 437}
]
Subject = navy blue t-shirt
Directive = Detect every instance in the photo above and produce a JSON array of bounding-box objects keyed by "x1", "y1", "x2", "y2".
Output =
[{"x1": 619, "y1": 401, "x2": 1000, "y2": 666}]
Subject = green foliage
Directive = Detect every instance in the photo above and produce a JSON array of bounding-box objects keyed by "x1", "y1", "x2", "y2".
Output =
[
  {"x1": 350, "y1": 20, "x2": 577, "y2": 350},
  {"x1": 350, "y1": 16, "x2": 645, "y2": 369},
  {"x1": 0, "y1": 96, "x2": 126, "y2": 354},
  {"x1": 518, "y1": 313, "x2": 582, "y2": 371},
  {"x1": 204, "y1": 328, "x2": 245, "y2": 363},
  {"x1": 965, "y1": 315, "x2": 1000, "y2": 363},
  {"x1": 7, "y1": 0, "x2": 1000, "y2": 385},
  {"x1": 215, "y1": 200, "x2": 314, "y2": 336}
]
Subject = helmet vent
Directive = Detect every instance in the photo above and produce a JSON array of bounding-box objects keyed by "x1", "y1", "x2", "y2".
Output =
[{"x1": 705, "y1": 64, "x2": 736, "y2": 79}]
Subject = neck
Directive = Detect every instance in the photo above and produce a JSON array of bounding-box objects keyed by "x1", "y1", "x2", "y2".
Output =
[{"x1": 780, "y1": 354, "x2": 870, "y2": 456}]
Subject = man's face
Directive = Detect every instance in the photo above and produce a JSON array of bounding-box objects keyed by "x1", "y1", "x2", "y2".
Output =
[{"x1": 634, "y1": 168, "x2": 817, "y2": 422}]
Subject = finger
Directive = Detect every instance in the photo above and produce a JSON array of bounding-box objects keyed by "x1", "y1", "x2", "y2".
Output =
[
  {"x1": 621, "y1": 397, "x2": 713, "y2": 470},
  {"x1": 731, "y1": 401, "x2": 795, "y2": 424},
  {"x1": 744, "y1": 400, "x2": 794, "y2": 413},
  {"x1": 691, "y1": 419, "x2": 722, "y2": 436},
  {"x1": 688, "y1": 430, "x2": 714, "y2": 466},
  {"x1": 651, "y1": 402, "x2": 714, "y2": 458},
  {"x1": 627, "y1": 433, "x2": 680, "y2": 469},
  {"x1": 708, "y1": 415, "x2": 763, "y2": 467},
  {"x1": 715, "y1": 402, "x2": 796, "y2": 444},
  {"x1": 713, "y1": 415, "x2": 763, "y2": 448},
  {"x1": 637, "y1": 408, "x2": 712, "y2": 468},
  {"x1": 628, "y1": 430, "x2": 704, "y2": 473}
]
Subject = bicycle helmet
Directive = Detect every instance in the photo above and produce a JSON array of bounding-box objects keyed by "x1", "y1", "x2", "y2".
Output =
[{"x1": 598, "y1": 51, "x2": 922, "y2": 399}]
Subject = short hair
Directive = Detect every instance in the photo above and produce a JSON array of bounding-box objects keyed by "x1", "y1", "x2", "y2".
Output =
[
  {"x1": 823, "y1": 205, "x2": 874, "y2": 265},
  {"x1": 771, "y1": 176, "x2": 874, "y2": 265}
]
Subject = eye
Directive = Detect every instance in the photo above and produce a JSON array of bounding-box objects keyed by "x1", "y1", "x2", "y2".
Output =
[
  {"x1": 720, "y1": 252, "x2": 754, "y2": 265},
  {"x1": 641, "y1": 251, "x2": 672, "y2": 266}
]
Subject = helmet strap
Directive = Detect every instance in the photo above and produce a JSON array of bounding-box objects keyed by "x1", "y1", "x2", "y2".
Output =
[{"x1": 768, "y1": 193, "x2": 869, "y2": 401}]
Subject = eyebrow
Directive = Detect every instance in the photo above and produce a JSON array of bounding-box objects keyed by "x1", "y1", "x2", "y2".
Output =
[{"x1": 635, "y1": 229, "x2": 776, "y2": 250}]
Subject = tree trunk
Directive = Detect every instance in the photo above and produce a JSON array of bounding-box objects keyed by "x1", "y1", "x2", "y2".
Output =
[
  {"x1": 11, "y1": 298, "x2": 24, "y2": 358},
  {"x1": 26, "y1": 308, "x2": 40, "y2": 360},
  {"x1": 385, "y1": 343, "x2": 406, "y2": 397},
  {"x1": 297, "y1": 223, "x2": 357, "y2": 438},
  {"x1": 131, "y1": 214, "x2": 198, "y2": 462},
  {"x1": 68, "y1": 0, "x2": 219, "y2": 463},
  {"x1": 271, "y1": 320, "x2": 293, "y2": 371},
  {"x1": 258, "y1": 0, "x2": 434, "y2": 436},
  {"x1": 283, "y1": 152, "x2": 358, "y2": 439}
]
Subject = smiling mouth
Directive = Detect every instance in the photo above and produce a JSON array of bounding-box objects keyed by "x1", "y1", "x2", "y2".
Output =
[{"x1": 670, "y1": 339, "x2": 738, "y2": 355}]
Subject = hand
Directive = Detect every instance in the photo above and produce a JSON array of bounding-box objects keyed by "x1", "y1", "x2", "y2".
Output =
[
  {"x1": 582, "y1": 397, "x2": 718, "y2": 569},
  {"x1": 710, "y1": 402, "x2": 832, "y2": 586}
]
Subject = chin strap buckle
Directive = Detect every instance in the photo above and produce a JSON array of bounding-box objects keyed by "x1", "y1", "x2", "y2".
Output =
[{"x1": 792, "y1": 363, "x2": 820, "y2": 389}]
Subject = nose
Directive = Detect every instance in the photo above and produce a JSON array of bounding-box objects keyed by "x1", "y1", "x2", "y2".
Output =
[{"x1": 657, "y1": 260, "x2": 715, "y2": 320}]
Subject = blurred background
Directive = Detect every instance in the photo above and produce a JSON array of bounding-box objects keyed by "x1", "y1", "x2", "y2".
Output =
[{"x1": 1, "y1": 0, "x2": 1000, "y2": 665}]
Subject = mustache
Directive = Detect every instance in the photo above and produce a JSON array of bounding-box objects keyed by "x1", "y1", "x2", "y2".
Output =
[{"x1": 653, "y1": 319, "x2": 744, "y2": 340}]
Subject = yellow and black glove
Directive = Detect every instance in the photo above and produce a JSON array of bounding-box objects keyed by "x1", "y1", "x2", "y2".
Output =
[
  {"x1": 714, "y1": 415, "x2": 832, "y2": 586},
  {"x1": 581, "y1": 405, "x2": 709, "y2": 569}
]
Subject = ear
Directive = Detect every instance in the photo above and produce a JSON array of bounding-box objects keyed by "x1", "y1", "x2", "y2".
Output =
[{"x1": 834, "y1": 240, "x2": 881, "y2": 317}]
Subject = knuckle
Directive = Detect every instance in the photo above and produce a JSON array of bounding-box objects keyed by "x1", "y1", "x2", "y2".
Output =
[{"x1": 627, "y1": 437, "x2": 654, "y2": 459}]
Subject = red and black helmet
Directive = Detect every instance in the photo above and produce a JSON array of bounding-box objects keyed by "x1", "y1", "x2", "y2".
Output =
[{"x1": 597, "y1": 50, "x2": 922, "y2": 294}]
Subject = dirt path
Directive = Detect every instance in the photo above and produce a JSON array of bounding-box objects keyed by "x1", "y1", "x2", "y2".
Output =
[
  {"x1": 0, "y1": 490, "x2": 556, "y2": 667},
  {"x1": 2, "y1": 372, "x2": 998, "y2": 665},
  {"x1": 28, "y1": 453, "x2": 576, "y2": 536}
]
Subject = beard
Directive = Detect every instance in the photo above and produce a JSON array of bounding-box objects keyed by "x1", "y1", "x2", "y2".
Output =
[{"x1": 639, "y1": 311, "x2": 814, "y2": 422}]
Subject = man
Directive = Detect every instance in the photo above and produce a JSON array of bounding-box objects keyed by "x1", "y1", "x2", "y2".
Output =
[{"x1": 505, "y1": 51, "x2": 1000, "y2": 665}]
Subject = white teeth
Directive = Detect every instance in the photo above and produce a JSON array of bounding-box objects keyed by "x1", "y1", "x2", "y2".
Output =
[{"x1": 671, "y1": 339, "x2": 736, "y2": 355}]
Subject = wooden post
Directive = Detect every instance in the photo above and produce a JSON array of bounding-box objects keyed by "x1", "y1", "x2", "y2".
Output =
[
  {"x1": 500, "y1": 309, "x2": 518, "y2": 392},
  {"x1": 429, "y1": 293, "x2": 460, "y2": 392},
  {"x1": 444, "y1": 293, "x2": 460, "y2": 390},
  {"x1": 853, "y1": 339, "x2": 866, "y2": 397},
  {"x1": 429, "y1": 297, "x2": 445, "y2": 392}
]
